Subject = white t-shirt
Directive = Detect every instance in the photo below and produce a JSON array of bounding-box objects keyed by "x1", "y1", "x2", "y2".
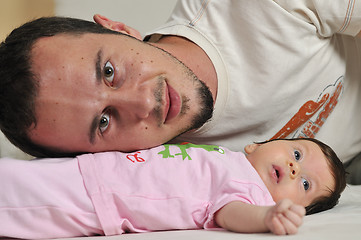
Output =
[{"x1": 146, "y1": 0, "x2": 361, "y2": 162}]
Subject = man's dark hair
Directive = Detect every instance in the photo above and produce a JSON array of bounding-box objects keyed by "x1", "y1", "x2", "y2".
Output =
[
  {"x1": 257, "y1": 138, "x2": 347, "y2": 215},
  {"x1": 0, "y1": 17, "x2": 124, "y2": 157}
]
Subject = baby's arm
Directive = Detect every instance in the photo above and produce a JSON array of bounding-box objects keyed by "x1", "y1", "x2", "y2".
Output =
[{"x1": 214, "y1": 199, "x2": 305, "y2": 235}]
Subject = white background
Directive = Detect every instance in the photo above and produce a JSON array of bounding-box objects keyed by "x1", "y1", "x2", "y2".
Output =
[{"x1": 55, "y1": 0, "x2": 177, "y2": 36}]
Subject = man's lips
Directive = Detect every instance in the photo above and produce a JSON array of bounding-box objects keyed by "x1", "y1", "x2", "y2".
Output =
[{"x1": 163, "y1": 84, "x2": 181, "y2": 123}]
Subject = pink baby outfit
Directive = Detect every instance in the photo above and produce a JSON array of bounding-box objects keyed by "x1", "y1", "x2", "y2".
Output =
[
  {"x1": 0, "y1": 143, "x2": 274, "y2": 239},
  {"x1": 78, "y1": 143, "x2": 275, "y2": 235}
]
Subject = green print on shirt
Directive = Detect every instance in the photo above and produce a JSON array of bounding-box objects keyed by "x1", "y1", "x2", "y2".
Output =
[{"x1": 158, "y1": 143, "x2": 224, "y2": 160}]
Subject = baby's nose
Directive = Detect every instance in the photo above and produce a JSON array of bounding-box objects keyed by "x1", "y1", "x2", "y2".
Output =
[{"x1": 288, "y1": 161, "x2": 300, "y2": 179}]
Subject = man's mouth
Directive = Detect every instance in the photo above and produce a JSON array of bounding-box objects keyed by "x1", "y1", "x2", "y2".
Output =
[{"x1": 164, "y1": 84, "x2": 181, "y2": 123}]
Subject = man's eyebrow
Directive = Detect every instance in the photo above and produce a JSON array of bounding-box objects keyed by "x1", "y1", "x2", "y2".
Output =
[
  {"x1": 95, "y1": 48, "x2": 103, "y2": 84},
  {"x1": 88, "y1": 49, "x2": 103, "y2": 144}
]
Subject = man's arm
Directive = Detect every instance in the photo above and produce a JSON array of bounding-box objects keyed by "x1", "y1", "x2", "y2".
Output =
[{"x1": 214, "y1": 199, "x2": 305, "y2": 235}]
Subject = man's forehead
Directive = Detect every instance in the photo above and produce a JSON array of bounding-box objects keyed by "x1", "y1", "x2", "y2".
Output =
[
  {"x1": 34, "y1": 33, "x2": 91, "y2": 49},
  {"x1": 38, "y1": 31, "x2": 124, "y2": 42},
  {"x1": 33, "y1": 32, "x2": 129, "y2": 58},
  {"x1": 32, "y1": 36, "x2": 79, "y2": 63},
  {"x1": 32, "y1": 34, "x2": 102, "y2": 68},
  {"x1": 31, "y1": 35, "x2": 100, "y2": 92}
]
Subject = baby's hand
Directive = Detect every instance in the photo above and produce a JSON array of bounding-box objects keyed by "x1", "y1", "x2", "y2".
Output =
[{"x1": 264, "y1": 199, "x2": 306, "y2": 235}]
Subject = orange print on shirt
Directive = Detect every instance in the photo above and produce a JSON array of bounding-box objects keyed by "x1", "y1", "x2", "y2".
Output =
[{"x1": 271, "y1": 77, "x2": 343, "y2": 140}]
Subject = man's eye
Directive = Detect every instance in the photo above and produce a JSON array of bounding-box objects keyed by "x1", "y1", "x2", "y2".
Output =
[
  {"x1": 104, "y1": 61, "x2": 114, "y2": 85},
  {"x1": 99, "y1": 112, "x2": 110, "y2": 133},
  {"x1": 294, "y1": 150, "x2": 301, "y2": 161},
  {"x1": 302, "y1": 177, "x2": 310, "y2": 191}
]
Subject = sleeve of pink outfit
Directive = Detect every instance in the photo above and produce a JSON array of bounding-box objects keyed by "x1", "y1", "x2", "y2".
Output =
[
  {"x1": 0, "y1": 157, "x2": 103, "y2": 239},
  {"x1": 0, "y1": 144, "x2": 274, "y2": 239}
]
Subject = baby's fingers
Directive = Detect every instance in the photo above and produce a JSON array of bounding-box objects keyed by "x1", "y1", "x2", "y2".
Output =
[
  {"x1": 274, "y1": 199, "x2": 294, "y2": 212},
  {"x1": 270, "y1": 215, "x2": 286, "y2": 235},
  {"x1": 269, "y1": 200, "x2": 306, "y2": 235},
  {"x1": 282, "y1": 208, "x2": 304, "y2": 227},
  {"x1": 289, "y1": 204, "x2": 306, "y2": 217},
  {"x1": 277, "y1": 213, "x2": 299, "y2": 235}
]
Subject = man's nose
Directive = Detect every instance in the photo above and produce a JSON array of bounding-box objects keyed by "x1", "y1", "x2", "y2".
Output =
[
  {"x1": 288, "y1": 161, "x2": 300, "y2": 179},
  {"x1": 110, "y1": 88, "x2": 155, "y2": 120}
]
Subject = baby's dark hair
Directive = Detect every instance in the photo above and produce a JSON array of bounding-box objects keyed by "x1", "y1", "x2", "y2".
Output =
[{"x1": 257, "y1": 138, "x2": 346, "y2": 215}]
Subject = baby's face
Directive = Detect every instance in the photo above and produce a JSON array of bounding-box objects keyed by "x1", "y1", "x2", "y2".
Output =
[{"x1": 245, "y1": 140, "x2": 335, "y2": 207}]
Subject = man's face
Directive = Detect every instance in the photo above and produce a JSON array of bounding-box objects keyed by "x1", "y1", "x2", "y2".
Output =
[
  {"x1": 245, "y1": 140, "x2": 335, "y2": 207},
  {"x1": 28, "y1": 33, "x2": 213, "y2": 153}
]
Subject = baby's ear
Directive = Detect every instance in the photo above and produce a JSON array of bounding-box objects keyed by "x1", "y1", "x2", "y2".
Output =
[{"x1": 244, "y1": 143, "x2": 259, "y2": 154}]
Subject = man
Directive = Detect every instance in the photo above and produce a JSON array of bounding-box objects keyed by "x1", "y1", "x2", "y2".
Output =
[
  {"x1": 0, "y1": 14, "x2": 214, "y2": 157},
  {"x1": 1, "y1": 1, "x2": 361, "y2": 181}
]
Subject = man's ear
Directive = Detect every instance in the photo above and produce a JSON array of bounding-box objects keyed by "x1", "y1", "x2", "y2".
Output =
[
  {"x1": 93, "y1": 14, "x2": 142, "y2": 40},
  {"x1": 244, "y1": 143, "x2": 259, "y2": 154}
]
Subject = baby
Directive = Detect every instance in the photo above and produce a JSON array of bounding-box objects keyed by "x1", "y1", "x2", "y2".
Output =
[{"x1": 0, "y1": 138, "x2": 346, "y2": 239}]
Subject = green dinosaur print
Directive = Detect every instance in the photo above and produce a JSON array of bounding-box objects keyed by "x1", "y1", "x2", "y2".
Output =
[{"x1": 158, "y1": 143, "x2": 224, "y2": 160}]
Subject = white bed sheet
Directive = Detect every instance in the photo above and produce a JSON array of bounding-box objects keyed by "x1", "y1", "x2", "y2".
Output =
[{"x1": 63, "y1": 184, "x2": 361, "y2": 240}]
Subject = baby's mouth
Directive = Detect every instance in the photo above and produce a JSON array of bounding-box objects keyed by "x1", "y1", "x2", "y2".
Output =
[{"x1": 272, "y1": 165, "x2": 282, "y2": 183}]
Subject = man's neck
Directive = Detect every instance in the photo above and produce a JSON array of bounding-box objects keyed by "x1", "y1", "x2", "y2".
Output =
[{"x1": 153, "y1": 35, "x2": 218, "y2": 103}]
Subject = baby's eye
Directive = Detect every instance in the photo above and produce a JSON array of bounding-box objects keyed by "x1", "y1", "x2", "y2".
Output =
[
  {"x1": 294, "y1": 150, "x2": 301, "y2": 161},
  {"x1": 99, "y1": 111, "x2": 110, "y2": 133},
  {"x1": 104, "y1": 61, "x2": 114, "y2": 86},
  {"x1": 301, "y1": 177, "x2": 310, "y2": 191}
]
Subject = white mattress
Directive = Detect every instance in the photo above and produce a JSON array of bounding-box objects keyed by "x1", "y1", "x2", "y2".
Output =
[{"x1": 63, "y1": 185, "x2": 361, "y2": 240}]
